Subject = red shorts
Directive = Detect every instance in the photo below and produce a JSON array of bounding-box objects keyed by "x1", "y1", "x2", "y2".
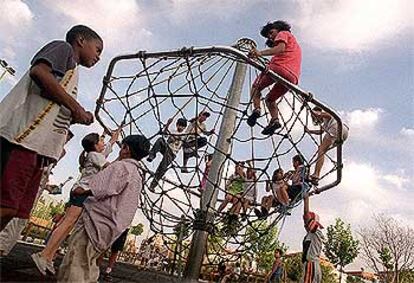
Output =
[
  {"x1": 1, "y1": 138, "x2": 43, "y2": 219},
  {"x1": 253, "y1": 64, "x2": 298, "y2": 102}
]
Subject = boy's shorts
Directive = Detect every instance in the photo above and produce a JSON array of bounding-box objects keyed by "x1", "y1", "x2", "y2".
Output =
[
  {"x1": 1, "y1": 138, "x2": 43, "y2": 219},
  {"x1": 253, "y1": 64, "x2": 298, "y2": 103},
  {"x1": 68, "y1": 194, "x2": 88, "y2": 207},
  {"x1": 111, "y1": 229, "x2": 129, "y2": 253},
  {"x1": 288, "y1": 184, "x2": 303, "y2": 202}
]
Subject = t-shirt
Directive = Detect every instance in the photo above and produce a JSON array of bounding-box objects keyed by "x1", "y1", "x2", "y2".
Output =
[
  {"x1": 302, "y1": 229, "x2": 324, "y2": 262},
  {"x1": 270, "y1": 31, "x2": 302, "y2": 81},
  {"x1": 290, "y1": 165, "x2": 305, "y2": 186},
  {"x1": 227, "y1": 173, "x2": 245, "y2": 195},
  {"x1": 0, "y1": 41, "x2": 78, "y2": 161},
  {"x1": 165, "y1": 129, "x2": 185, "y2": 155},
  {"x1": 82, "y1": 159, "x2": 143, "y2": 252},
  {"x1": 185, "y1": 120, "x2": 207, "y2": 142},
  {"x1": 75, "y1": 143, "x2": 113, "y2": 187}
]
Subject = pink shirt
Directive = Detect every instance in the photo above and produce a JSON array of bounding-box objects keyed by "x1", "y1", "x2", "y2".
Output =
[
  {"x1": 270, "y1": 31, "x2": 302, "y2": 81},
  {"x1": 81, "y1": 159, "x2": 143, "y2": 252}
]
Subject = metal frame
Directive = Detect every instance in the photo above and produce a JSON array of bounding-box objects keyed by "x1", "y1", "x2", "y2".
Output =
[{"x1": 96, "y1": 43, "x2": 344, "y2": 194}]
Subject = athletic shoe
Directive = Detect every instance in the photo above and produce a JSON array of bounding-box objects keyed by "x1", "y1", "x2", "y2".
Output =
[
  {"x1": 31, "y1": 253, "x2": 47, "y2": 276},
  {"x1": 261, "y1": 120, "x2": 281, "y2": 135},
  {"x1": 46, "y1": 261, "x2": 56, "y2": 275},
  {"x1": 247, "y1": 110, "x2": 261, "y2": 127}
]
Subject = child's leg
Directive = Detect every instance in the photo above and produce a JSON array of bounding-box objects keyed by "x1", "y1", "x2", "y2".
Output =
[
  {"x1": 312, "y1": 135, "x2": 334, "y2": 178},
  {"x1": 150, "y1": 150, "x2": 176, "y2": 189},
  {"x1": 41, "y1": 205, "x2": 83, "y2": 262},
  {"x1": 251, "y1": 73, "x2": 274, "y2": 111},
  {"x1": 218, "y1": 195, "x2": 232, "y2": 212},
  {"x1": 229, "y1": 195, "x2": 242, "y2": 215},
  {"x1": 147, "y1": 137, "x2": 167, "y2": 160}
]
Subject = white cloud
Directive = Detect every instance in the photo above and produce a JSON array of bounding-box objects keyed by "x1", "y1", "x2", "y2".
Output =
[
  {"x1": 0, "y1": 0, "x2": 34, "y2": 61},
  {"x1": 400, "y1": 127, "x2": 414, "y2": 137},
  {"x1": 295, "y1": 0, "x2": 412, "y2": 52},
  {"x1": 43, "y1": 0, "x2": 152, "y2": 51},
  {"x1": 342, "y1": 108, "x2": 382, "y2": 129}
]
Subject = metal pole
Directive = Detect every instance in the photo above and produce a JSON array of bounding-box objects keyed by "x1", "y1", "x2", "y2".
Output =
[{"x1": 182, "y1": 39, "x2": 250, "y2": 282}]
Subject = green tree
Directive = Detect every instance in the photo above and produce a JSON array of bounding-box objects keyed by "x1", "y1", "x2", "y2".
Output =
[
  {"x1": 325, "y1": 218, "x2": 359, "y2": 283},
  {"x1": 284, "y1": 253, "x2": 302, "y2": 282},
  {"x1": 321, "y1": 263, "x2": 338, "y2": 283},
  {"x1": 244, "y1": 220, "x2": 287, "y2": 271}
]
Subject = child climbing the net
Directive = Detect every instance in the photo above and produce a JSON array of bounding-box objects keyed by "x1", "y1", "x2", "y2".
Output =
[
  {"x1": 199, "y1": 153, "x2": 213, "y2": 192},
  {"x1": 305, "y1": 107, "x2": 349, "y2": 186},
  {"x1": 31, "y1": 129, "x2": 120, "y2": 275},
  {"x1": 147, "y1": 117, "x2": 188, "y2": 190},
  {"x1": 181, "y1": 111, "x2": 214, "y2": 173},
  {"x1": 247, "y1": 20, "x2": 302, "y2": 136}
]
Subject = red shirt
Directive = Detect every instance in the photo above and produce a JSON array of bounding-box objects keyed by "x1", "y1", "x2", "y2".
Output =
[{"x1": 270, "y1": 31, "x2": 302, "y2": 81}]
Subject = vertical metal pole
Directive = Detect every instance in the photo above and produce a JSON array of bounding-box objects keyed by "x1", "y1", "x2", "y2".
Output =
[{"x1": 183, "y1": 51, "x2": 248, "y2": 282}]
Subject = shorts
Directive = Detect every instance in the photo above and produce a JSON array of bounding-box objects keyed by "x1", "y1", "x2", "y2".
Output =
[
  {"x1": 1, "y1": 138, "x2": 43, "y2": 219},
  {"x1": 68, "y1": 194, "x2": 88, "y2": 207},
  {"x1": 288, "y1": 185, "x2": 303, "y2": 202},
  {"x1": 183, "y1": 137, "x2": 207, "y2": 158},
  {"x1": 253, "y1": 64, "x2": 298, "y2": 103},
  {"x1": 111, "y1": 229, "x2": 129, "y2": 252}
]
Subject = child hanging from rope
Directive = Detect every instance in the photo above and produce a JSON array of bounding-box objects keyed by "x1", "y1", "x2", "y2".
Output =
[
  {"x1": 0, "y1": 25, "x2": 102, "y2": 232},
  {"x1": 181, "y1": 111, "x2": 215, "y2": 173},
  {"x1": 247, "y1": 20, "x2": 302, "y2": 135},
  {"x1": 57, "y1": 135, "x2": 150, "y2": 282},
  {"x1": 199, "y1": 153, "x2": 213, "y2": 192},
  {"x1": 305, "y1": 107, "x2": 349, "y2": 185},
  {"x1": 301, "y1": 194, "x2": 324, "y2": 283},
  {"x1": 147, "y1": 117, "x2": 188, "y2": 190},
  {"x1": 31, "y1": 129, "x2": 120, "y2": 276}
]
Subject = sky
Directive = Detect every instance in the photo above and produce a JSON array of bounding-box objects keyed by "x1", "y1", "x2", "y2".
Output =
[{"x1": 0, "y1": 0, "x2": 413, "y2": 271}]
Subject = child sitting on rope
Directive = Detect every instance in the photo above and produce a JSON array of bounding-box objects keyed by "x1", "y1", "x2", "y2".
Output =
[
  {"x1": 255, "y1": 154, "x2": 307, "y2": 218},
  {"x1": 247, "y1": 20, "x2": 302, "y2": 136},
  {"x1": 305, "y1": 107, "x2": 349, "y2": 185},
  {"x1": 32, "y1": 129, "x2": 120, "y2": 276},
  {"x1": 181, "y1": 111, "x2": 215, "y2": 173},
  {"x1": 57, "y1": 135, "x2": 150, "y2": 282},
  {"x1": 147, "y1": 117, "x2": 188, "y2": 190},
  {"x1": 239, "y1": 161, "x2": 257, "y2": 218},
  {"x1": 217, "y1": 161, "x2": 246, "y2": 214}
]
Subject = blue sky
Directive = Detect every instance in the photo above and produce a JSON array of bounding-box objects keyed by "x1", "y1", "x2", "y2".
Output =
[{"x1": 1, "y1": 0, "x2": 413, "y2": 270}]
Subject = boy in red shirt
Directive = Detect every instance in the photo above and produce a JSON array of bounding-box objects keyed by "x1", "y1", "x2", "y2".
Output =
[{"x1": 247, "y1": 21, "x2": 302, "y2": 135}]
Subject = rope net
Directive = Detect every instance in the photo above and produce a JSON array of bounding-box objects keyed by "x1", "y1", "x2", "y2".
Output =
[{"x1": 95, "y1": 39, "x2": 342, "y2": 268}]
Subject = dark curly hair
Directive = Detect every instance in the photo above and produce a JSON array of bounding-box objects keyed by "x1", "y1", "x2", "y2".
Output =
[{"x1": 260, "y1": 21, "x2": 291, "y2": 47}]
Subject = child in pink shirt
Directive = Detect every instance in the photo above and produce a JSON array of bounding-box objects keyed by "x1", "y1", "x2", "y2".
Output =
[{"x1": 247, "y1": 20, "x2": 302, "y2": 136}]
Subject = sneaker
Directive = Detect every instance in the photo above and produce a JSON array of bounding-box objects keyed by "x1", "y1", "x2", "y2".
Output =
[
  {"x1": 254, "y1": 208, "x2": 262, "y2": 218},
  {"x1": 46, "y1": 261, "x2": 56, "y2": 275},
  {"x1": 31, "y1": 253, "x2": 47, "y2": 276},
  {"x1": 247, "y1": 110, "x2": 261, "y2": 127},
  {"x1": 147, "y1": 155, "x2": 155, "y2": 162},
  {"x1": 261, "y1": 207, "x2": 269, "y2": 218},
  {"x1": 261, "y1": 119, "x2": 281, "y2": 135}
]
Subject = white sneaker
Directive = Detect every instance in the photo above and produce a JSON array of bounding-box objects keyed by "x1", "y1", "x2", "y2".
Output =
[
  {"x1": 46, "y1": 260, "x2": 56, "y2": 275},
  {"x1": 31, "y1": 253, "x2": 47, "y2": 276}
]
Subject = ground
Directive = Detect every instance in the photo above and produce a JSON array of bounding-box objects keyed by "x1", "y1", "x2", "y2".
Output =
[{"x1": 0, "y1": 242, "x2": 183, "y2": 283}]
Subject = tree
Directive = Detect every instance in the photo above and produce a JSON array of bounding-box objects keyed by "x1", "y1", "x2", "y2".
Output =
[
  {"x1": 244, "y1": 220, "x2": 287, "y2": 271},
  {"x1": 321, "y1": 263, "x2": 339, "y2": 283},
  {"x1": 346, "y1": 275, "x2": 365, "y2": 283},
  {"x1": 324, "y1": 218, "x2": 359, "y2": 283},
  {"x1": 359, "y1": 214, "x2": 414, "y2": 283},
  {"x1": 284, "y1": 253, "x2": 302, "y2": 282}
]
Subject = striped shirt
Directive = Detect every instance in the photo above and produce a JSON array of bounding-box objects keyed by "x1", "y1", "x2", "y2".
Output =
[{"x1": 81, "y1": 159, "x2": 142, "y2": 252}]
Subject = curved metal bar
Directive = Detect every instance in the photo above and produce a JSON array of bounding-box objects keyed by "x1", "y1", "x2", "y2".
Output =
[{"x1": 96, "y1": 42, "x2": 344, "y2": 193}]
